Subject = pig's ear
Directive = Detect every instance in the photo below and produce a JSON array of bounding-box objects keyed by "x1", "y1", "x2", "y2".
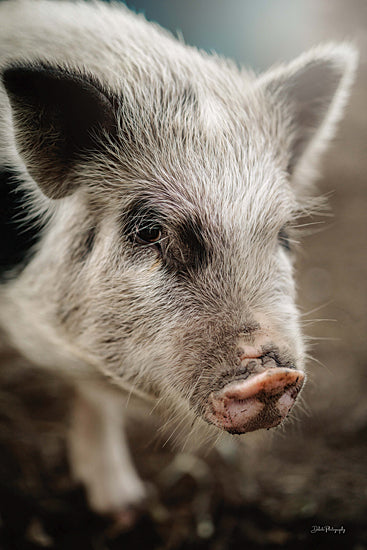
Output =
[
  {"x1": 258, "y1": 43, "x2": 357, "y2": 178},
  {"x1": 2, "y1": 64, "x2": 117, "y2": 199}
]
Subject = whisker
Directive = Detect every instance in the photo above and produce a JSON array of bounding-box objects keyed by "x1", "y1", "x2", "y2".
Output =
[
  {"x1": 299, "y1": 302, "x2": 333, "y2": 317},
  {"x1": 305, "y1": 353, "x2": 331, "y2": 373}
]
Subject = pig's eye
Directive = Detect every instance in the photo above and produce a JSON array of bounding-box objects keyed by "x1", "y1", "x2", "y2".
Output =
[
  {"x1": 135, "y1": 225, "x2": 162, "y2": 246},
  {"x1": 278, "y1": 227, "x2": 291, "y2": 251}
]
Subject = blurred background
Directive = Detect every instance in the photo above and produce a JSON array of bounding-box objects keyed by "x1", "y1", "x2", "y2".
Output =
[{"x1": 0, "y1": 0, "x2": 366, "y2": 549}]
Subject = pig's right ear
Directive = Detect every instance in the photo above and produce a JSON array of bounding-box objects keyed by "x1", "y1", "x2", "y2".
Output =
[{"x1": 2, "y1": 64, "x2": 117, "y2": 199}]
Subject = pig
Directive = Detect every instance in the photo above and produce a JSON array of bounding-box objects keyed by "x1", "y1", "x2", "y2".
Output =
[{"x1": 0, "y1": 0, "x2": 357, "y2": 518}]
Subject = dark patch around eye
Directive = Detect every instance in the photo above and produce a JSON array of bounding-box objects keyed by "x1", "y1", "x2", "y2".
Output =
[
  {"x1": 278, "y1": 226, "x2": 291, "y2": 251},
  {"x1": 122, "y1": 199, "x2": 209, "y2": 272},
  {"x1": 0, "y1": 167, "x2": 45, "y2": 281},
  {"x1": 173, "y1": 218, "x2": 208, "y2": 270},
  {"x1": 123, "y1": 200, "x2": 163, "y2": 246}
]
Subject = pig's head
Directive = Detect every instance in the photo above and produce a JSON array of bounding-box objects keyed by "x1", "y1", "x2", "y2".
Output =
[{"x1": 2, "y1": 41, "x2": 356, "y2": 439}]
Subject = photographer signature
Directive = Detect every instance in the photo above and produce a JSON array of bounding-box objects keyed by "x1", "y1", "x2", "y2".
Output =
[{"x1": 311, "y1": 525, "x2": 345, "y2": 534}]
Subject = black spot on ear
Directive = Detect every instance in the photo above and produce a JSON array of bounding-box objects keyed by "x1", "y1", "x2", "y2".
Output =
[
  {"x1": 2, "y1": 63, "x2": 117, "y2": 199},
  {"x1": 0, "y1": 167, "x2": 45, "y2": 281}
]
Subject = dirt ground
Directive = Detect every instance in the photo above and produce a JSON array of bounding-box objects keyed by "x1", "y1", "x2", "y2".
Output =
[{"x1": 0, "y1": 1, "x2": 366, "y2": 549}]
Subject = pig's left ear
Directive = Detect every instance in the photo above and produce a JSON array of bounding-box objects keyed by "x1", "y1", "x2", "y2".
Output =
[
  {"x1": 2, "y1": 64, "x2": 117, "y2": 199},
  {"x1": 258, "y1": 43, "x2": 358, "y2": 179}
]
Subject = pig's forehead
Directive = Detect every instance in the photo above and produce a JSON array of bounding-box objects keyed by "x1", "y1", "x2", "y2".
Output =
[
  {"x1": 108, "y1": 52, "x2": 286, "y2": 160},
  {"x1": 152, "y1": 163, "x2": 291, "y2": 229},
  {"x1": 93, "y1": 59, "x2": 296, "y2": 230},
  {"x1": 107, "y1": 150, "x2": 295, "y2": 242},
  {"x1": 104, "y1": 83, "x2": 295, "y2": 231}
]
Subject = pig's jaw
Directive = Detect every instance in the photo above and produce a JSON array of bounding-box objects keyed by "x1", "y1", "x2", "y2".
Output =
[{"x1": 203, "y1": 367, "x2": 305, "y2": 434}]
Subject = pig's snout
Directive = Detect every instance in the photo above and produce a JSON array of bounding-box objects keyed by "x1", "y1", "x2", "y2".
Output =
[{"x1": 205, "y1": 367, "x2": 305, "y2": 434}]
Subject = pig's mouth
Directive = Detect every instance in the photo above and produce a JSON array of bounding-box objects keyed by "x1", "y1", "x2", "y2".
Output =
[{"x1": 203, "y1": 367, "x2": 305, "y2": 434}]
